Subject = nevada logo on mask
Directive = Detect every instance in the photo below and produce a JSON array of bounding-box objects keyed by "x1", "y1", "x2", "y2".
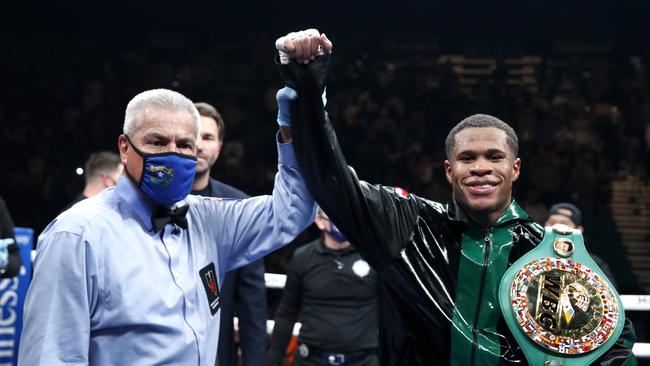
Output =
[{"x1": 147, "y1": 165, "x2": 174, "y2": 186}]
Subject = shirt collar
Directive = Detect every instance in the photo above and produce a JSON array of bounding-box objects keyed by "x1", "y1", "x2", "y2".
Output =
[
  {"x1": 115, "y1": 176, "x2": 190, "y2": 232},
  {"x1": 115, "y1": 175, "x2": 155, "y2": 231}
]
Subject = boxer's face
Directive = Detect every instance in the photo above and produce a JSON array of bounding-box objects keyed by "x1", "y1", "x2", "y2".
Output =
[{"x1": 445, "y1": 127, "x2": 520, "y2": 225}]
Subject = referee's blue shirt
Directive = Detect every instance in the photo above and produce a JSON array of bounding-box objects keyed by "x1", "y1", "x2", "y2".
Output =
[{"x1": 18, "y1": 138, "x2": 316, "y2": 366}]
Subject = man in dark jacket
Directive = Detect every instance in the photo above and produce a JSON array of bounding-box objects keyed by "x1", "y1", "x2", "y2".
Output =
[
  {"x1": 191, "y1": 102, "x2": 267, "y2": 366},
  {"x1": 273, "y1": 29, "x2": 636, "y2": 365}
]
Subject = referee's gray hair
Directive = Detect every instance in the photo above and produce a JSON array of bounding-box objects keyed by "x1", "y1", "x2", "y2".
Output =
[{"x1": 123, "y1": 89, "x2": 201, "y2": 138}]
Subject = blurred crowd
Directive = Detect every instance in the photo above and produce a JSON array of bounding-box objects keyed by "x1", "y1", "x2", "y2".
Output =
[{"x1": 1, "y1": 33, "x2": 649, "y2": 280}]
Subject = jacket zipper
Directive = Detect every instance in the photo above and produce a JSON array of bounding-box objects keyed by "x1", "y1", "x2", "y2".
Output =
[{"x1": 470, "y1": 230, "x2": 491, "y2": 365}]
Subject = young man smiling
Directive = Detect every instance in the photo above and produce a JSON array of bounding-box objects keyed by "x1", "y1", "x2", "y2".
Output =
[
  {"x1": 275, "y1": 29, "x2": 636, "y2": 365},
  {"x1": 443, "y1": 121, "x2": 521, "y2": 228}
]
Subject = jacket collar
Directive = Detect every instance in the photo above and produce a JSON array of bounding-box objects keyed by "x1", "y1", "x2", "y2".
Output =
[
  {"x1": 446, "y1": 199, "x2": 529, "y2": 228},
  {"x1": 493, "y1": 200, "x2": 529, "y2": 227}
]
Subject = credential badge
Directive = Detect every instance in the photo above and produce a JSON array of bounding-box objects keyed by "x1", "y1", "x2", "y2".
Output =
[{"x1": 352, "y1": 259, "x2": 370, "y2": 277}]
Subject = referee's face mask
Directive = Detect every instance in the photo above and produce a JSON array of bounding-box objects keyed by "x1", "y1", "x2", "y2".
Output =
[{"x1": 123, "y1": 135, "x2": 197, "y2": 206}]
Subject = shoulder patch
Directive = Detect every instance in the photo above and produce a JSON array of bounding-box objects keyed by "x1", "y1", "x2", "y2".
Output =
[{"x1": 394, "y1": 187, "x2": 410, "y2": 198}]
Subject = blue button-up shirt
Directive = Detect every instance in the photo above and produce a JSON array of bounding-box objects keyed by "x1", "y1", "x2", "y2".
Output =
[{"x1": 18, "y1": 140, "x2": 316, "y2": 366}]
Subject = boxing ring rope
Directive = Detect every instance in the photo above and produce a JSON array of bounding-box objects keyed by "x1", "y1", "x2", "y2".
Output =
[
  {"x1": 263, "y1": 273, "x2": 650, "y2": 358},
  {"x1": 21, "y1": 252, "x2": 650, "y2": 358}
]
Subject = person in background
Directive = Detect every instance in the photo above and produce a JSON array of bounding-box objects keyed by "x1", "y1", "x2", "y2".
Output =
[
  {"x1": 544, "y1": 202, "x2": 618, "y2": 288},
  {"x1": 191, "y1": 101, "x2": 266, "y2": 366},
  {"x1": 269, "y1": 208, "x2": 378, "y2": 366},
  {"x1": 66, "y1": 151, "x2": 123, "y2": 208},
  {"x1": 0, "y1": 195, "x2": 22, "y2": 278}
]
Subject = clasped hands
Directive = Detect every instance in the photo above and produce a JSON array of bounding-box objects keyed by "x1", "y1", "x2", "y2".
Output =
[
  {"x1": 275, "y1": 28, "x2": 332, "y2": 65},
  {"x1": 275, "y1": 29, "x2": 331, "y2": 126}
]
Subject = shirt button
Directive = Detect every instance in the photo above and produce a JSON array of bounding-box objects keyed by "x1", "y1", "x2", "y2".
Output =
[{"x1": 187, "y1": 300, "x2": 193, "y2": 307}]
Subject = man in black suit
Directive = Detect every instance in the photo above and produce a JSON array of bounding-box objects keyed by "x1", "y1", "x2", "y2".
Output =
[{"x1": 191, "y1": 102, "x2": 267, "y2": 366}]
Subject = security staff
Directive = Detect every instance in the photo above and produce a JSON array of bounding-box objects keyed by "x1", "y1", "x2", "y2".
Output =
[{"x1": 269, "y1": 209, "x2": 378, "y2": 366}]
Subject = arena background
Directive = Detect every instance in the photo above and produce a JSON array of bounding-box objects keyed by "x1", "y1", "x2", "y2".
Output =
[{"x1": 0, "y1": 0, "x2": 649, "y2": 363}]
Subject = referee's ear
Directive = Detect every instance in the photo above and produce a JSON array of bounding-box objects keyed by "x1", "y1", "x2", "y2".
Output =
[{"x1": 117, "y1": 134, "x2": 129, "y2": 165}]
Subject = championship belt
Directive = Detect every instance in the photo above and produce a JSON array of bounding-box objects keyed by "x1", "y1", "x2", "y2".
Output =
[{"x1": 499, "y1": 224, "x2": 625, "y2": 365}]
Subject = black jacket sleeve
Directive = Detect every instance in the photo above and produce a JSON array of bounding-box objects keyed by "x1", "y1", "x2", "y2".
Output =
[
  {"x1": 268, "y1": 250, "x2": 304, "y2": 366},
  {"x1": 278, "y1": 56, "x2": 422, "y2": 270},
  {"x1": 595, "y1": 318, "x2": 637, "y2": 365},
  {"x1": 0, "y1": 195, "x2": 21, "y2": 278}
]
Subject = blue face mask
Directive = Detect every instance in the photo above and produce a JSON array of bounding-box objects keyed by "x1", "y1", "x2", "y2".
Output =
[
  {"x1": 126, "y1": 136, "x2": 197, "y2": 206},
  {"x1": 329, "y1": 221, "x2": 349, "y2": 243}
]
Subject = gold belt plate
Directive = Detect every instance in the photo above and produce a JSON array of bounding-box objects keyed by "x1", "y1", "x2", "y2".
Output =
[{"x1": 510, "y1": 257, "x2": 619, "y2": 355}]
